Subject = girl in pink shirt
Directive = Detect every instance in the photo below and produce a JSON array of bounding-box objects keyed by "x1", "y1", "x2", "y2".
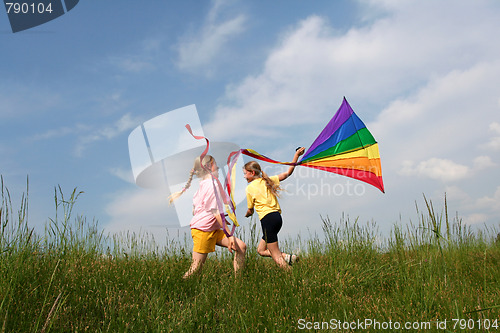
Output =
[{"x1": 170, "y1": 155, "x2": 246, "y2": 278}]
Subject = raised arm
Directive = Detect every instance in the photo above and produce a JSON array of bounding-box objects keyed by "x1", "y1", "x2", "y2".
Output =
[{"x1": 277, "y1": 147, "x2": 305, "y2": 181}]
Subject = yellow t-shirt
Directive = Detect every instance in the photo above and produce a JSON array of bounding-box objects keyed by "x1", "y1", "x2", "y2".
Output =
[{"x1": 246, "y1": 175, "x2": 281, "y2": 220}]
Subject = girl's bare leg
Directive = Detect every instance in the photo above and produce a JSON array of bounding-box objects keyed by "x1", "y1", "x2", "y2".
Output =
[
  {"x1": 257, "y1": 239, "x2": 271, "y2": 257},
  {"x1": 259, "y1": 240, "x2": 289, "y2": 269},
  {"x1": 218, "y1": 237, "x2": 247, "y2": 273},
  {"x1": 257, "y1": 239, "x2": 291, "y2": 265},
  {"x1": 183, "y1": 252, "x2": 208, "y2": 279}
]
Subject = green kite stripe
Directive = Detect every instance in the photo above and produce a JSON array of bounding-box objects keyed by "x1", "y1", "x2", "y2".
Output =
[{"x1": 301, "y1": 128, "x2": 376, "y2": 162}]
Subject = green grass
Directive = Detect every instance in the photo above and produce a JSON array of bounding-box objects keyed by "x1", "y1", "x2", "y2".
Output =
[{"x1": 1, "y1": 179, "x2": 499, "y2": 332}]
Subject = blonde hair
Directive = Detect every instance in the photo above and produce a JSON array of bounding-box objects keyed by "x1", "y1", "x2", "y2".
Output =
[
  {"x1": 244, "y1": 161, "x2": 281, "y2": 197},
  {"x1": 168, "y1": 155, "x2": 215, "y2": 204}
]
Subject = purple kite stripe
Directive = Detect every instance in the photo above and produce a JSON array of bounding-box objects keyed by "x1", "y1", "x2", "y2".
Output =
[{"x1": 302, "y1": 97, "x2": 354, "y2": 161}]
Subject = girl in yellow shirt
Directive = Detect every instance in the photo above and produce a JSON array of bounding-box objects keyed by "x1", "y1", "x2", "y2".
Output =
[{"x1": 244, "y1": 147, "x2": 305, "y2": 269}]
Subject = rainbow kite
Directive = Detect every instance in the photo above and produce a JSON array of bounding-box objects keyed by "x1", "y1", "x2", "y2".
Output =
[
  {"x1": 297, "y1": 97, "x2": 384, "y2": 192},
  {"x1": 186, "y1": 97, "x2": 384, "y2": 236},
  {"x1": 235, "y1": 97, "x2": 384, "y2": 193}
]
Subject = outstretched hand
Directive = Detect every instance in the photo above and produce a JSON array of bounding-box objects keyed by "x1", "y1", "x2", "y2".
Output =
[
  {"x1": 227, "y1": 236, "x2": 236, "y2": 253},
  {"x1": 295, "y1": 147, "x2": 305, "y2": 157},
  {"x1": 278, "y1": 146, "x2": 306, "y2": 181}
]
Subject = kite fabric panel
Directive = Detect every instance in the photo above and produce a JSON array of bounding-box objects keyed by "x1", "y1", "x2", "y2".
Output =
[
  {"x1": 297, "y1": 97, "x2": 384, "y2": 192},
  {"x1": 240, "y1": 97, "x2": 385, "y2": 193}
]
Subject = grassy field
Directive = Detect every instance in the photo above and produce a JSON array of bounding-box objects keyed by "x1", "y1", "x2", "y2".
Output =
[{"x1": 1, "y1": 182, "x2": 499, "y2": 332}]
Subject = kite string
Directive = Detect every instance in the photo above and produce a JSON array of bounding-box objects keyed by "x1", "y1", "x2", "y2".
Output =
[{"x1": 240, "y1": 149, "x2": 298, "y2": 166}]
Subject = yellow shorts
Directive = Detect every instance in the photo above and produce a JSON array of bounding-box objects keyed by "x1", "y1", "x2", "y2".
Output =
[{"x1": 191, "y1": 229, "x2": 226, "y2": 254}]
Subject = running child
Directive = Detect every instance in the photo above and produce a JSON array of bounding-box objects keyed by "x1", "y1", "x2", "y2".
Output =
[
  {"x1": 170, "y1": 155, "x2": 246, "y2": 278},
  {"x1": 244, "y1": 147, "x2": 305, "y2": 269}
]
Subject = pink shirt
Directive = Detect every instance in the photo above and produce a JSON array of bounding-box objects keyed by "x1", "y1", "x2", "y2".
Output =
[{"x1": 190, "y1": 178, "x2": 222, "y2": 232}]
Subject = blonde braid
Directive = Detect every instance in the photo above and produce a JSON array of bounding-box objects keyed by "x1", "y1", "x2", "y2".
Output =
[
  {"x1": 168, "y1": 155, "x2": 215, "y2": 204},
  {"x1": 168, "y1": 168, "x2": 195, "y2": 204}
]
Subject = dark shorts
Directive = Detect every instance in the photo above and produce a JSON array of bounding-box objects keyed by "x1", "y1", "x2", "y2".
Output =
[{"x1": 260, "y1": 211, "x2": 283, "y2": 244}]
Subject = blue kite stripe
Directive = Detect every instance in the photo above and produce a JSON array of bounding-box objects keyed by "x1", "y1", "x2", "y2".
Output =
[{"x1": 301, "y1": 112, "x2": 366, "y2": 160}]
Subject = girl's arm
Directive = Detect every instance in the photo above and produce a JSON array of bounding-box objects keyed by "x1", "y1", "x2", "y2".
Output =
[
  {"x1": 245, "y1": 207, "x2": 254, "y2": 217},
  {"x1": 213, "y1": 209, "x2": 235, "y2": 252},
  {"x1": 245, "y1": 188, "x2": 254, "y2": 217},
  {"x1": 278, "y1": 147, "x2": 305, "y2": 181}
]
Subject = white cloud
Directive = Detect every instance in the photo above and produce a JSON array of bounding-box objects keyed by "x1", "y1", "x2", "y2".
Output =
[
  {"x1": 475, "y1": 186, "x2": 500, "y2": 213},
  {"x1": 93, "y1": 91, "x2": 132, "y2": 115},
  {"x1": 435, "y1": 185, "x2": 500, "y2": 226},
  {"x1": 205, "y1": 0, "x2": 500, "y2": 143},
  {"x1": 400, "y1": 158, "x2": 470, "y2": 182},
  {"x1": 109, "y1": 167, "x2": 135, "y2": 184},
  {"x1": 105, "y1": 188, "x2": 174, "y2": 231},
  {"x1": 0, "y1": 84, "x2": 61, "y2": 119},
  {"x1": 462, "y1": 213, "x2": 489, "y2": 225},
  {"x1": 106, "y1": 38, "x2": 162, "y2": 74},
  {"x1": 109, "y1": 55, "x2": 155, "y2": 73},
  {"x1": 490, "y1": 122, "x2": 500, "y2": 134},
  {"x1": 31, "y1": 125, "x2": 85, "y2": 141},
  {"x1": 29, "y1": 110, "x2": 140, "y2": 162},
  {"x1": 205, "y1": 16, "x2": 344, "y2": 140},
  {"x1": 75, "y1": 113, "x2": 142, "y2": 157},
  {"x1": 103, "y1": 187, "x2": 191, "y2": 250},
  {"x1": 482, "y1": 122, "x2": 500, "y2": 151},
  {"x1": 443, "y1": 185, "x2": 470, "y2": 203},
  {"x1": 175, "y1": 0, "x2": 247, "y2": 75},
  {"x1": 400, "y1": 155, "x2": 495, "y2": 183},
  {"x1": 473, "y1": 156, "x2": 496, "y2": 170}
]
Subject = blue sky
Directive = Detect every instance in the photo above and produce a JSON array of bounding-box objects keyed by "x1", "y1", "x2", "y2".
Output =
[{"x1": 2, "y1": 0, "x2": 500, "y2": 246}]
